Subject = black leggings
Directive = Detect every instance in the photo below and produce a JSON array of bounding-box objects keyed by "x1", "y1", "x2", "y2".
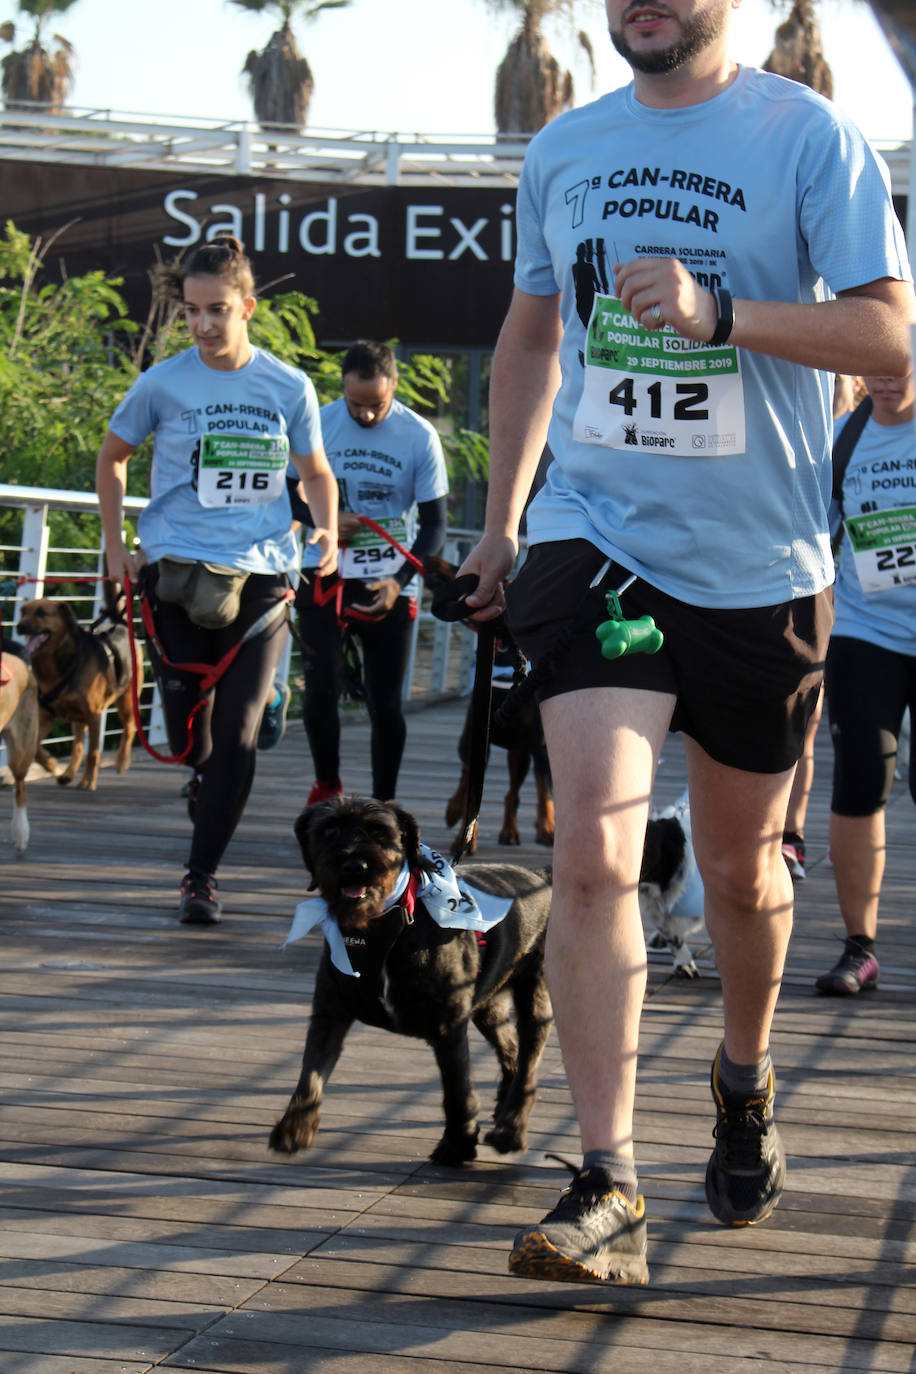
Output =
[
  {"x1": 145, "y1": 569, "x2": 289, "y2": 875},
  {"x1": 296, "y1": 575, "x2": 414, "y2": 799},
  {"x1": 825, "y1": 634, "x2": 916, "y2": 816}
]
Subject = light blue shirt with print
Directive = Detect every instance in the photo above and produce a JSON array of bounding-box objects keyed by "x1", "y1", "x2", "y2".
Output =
[
  {"x1": 832, "y1": 411, "x2": 916, "y2": 656},
  {"x1": 110, "y1": 346, "x2": 323, "y2": 574},
  {"x1": 514, "y1": 66, "x2": 911, "y2": 609},
  {"x1": 301, "y1": 395, "x2": 448, "y2": 596}
]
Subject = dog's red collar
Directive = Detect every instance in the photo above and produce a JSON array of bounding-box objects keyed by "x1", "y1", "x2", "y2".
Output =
[{"x1": 401, "y1": 872, "x2": 420, "y2": 919}]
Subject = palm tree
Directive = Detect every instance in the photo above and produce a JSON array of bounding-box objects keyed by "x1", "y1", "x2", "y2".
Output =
[
  {"x1": 762, "y1": 0, "x2": 834, "y2": 98},
  {"x1": 0, "y1": 0, "x2": 80, "y2": 113},
  {"x1": 486, "y1": 0, "x2": 598, "y2": 136},
  {"x1": 228, "y1": 0, "x2": 352, "y2": 133}
]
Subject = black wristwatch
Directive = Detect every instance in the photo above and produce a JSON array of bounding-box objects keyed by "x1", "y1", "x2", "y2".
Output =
[{"x1": 708, "y1": 287, "x2": 734, "y2": 346}]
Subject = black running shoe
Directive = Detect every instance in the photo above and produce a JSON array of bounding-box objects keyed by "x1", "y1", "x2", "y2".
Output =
[
  {"x1": 178, "y1": 870, "x2": 222, "y2": 926},
  {"x1": 705, "y1": 1044, "x2": 786, "y2": 1226},
  {"x1": 815, "y1": 937, "x2": 879, "y2": 996},
  {"x1": 508, "y1": 1163, "x2": 648, "y2": 1284}
]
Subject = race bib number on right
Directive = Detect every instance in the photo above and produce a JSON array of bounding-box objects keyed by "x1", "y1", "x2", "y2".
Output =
[
  {"x1": 573, "y1": 295, "x2": 746, "y2": 457},
  {"x1": 845, "y1": 505, "x2": 916, "y2": 593}
]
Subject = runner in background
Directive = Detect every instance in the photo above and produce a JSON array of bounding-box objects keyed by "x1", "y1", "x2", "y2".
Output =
[
  {"x1": 294, "y1": 341, "x2": 448, "y2": 804},
  {"x1": 96, "y1": 234, "x2": 337, "y2": 925},
  {"x1": 817, "y1": 370, "x2": 916, "y2": 996}
]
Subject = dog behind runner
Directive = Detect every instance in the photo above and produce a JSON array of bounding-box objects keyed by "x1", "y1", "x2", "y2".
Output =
[
  {"x1": 18, "y1": 585, "x2": 141, "y2": 791},
  {"x1": 270, "y1": 795, "x2": 553, "y2": 1165},
  {"x1": 423, "y1": 555, "x2": 554, "y2": 854}
]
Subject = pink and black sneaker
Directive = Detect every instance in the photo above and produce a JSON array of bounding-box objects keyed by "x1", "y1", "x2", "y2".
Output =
[{"x1": 815, "y1": 938, "x2": 879, "y2": 996}]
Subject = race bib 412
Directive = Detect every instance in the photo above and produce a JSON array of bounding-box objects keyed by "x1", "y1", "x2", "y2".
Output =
[{"x1": 573, "y1": 295, "x2": 746, "y2": 457}]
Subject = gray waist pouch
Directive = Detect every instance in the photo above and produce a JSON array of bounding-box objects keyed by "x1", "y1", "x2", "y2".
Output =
[{"x1": 156, "y1": 557, "x2": 249, "y2": 630}]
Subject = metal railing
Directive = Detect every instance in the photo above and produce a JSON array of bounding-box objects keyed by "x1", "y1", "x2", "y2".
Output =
[
  {"x1": 0, "y1": 106, "x2": 531, "y2": 188},
  {"x1": 0, "y1": 481, "x2": 482, "y2": 771}
]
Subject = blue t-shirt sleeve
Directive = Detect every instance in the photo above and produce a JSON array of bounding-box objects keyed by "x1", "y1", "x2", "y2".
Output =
[
  {"x1": 287, "y1": 373, "x2": 323, "y2": 458},
  {"x1": 109, "y1": 370, "x2": 158, "y2": 446},
  {"x1": 799, "y1": 115, "x2": 912, "y2": 292},
  {"x1": 514, "y1": 142, "x2": 561, "y2": 297}
]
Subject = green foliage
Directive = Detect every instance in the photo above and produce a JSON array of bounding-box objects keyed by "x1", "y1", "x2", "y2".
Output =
[
  {"x1": 0, "y1": 221, "x2": 138, "y2": 554},
  {"x1": 227, "y1": 0, "x2": 352, "y2": 23},
  {"x1": 16, "y1": 0, "x2": 81, "y2": 18},
  {"x1": 0, "y1": 222, "x2": 488, "y2": 548}
]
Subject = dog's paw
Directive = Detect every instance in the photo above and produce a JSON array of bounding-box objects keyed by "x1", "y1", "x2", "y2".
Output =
[
  {"x1": 269, "y1": 1105, "x2": 320, "y2": 1155},
  {"x1": 498, "y1": 825, "x2": 521, "y2": 846},
  {"x1": 535, "y1": 825, "x2": 555, "y2": 847},
  {"x1": 675, "y1": 959, "x2": 700, "y2": 980},
  {"x1": 77, "y1": 778, "x2": 97, "y2": 791},
  {"x1": 56, "y1": 774, "x2": 74, "y2": 787},
  {"x1": 483, "y1": 1122, "x2": 525, "y2": 1155},
  {"x1": 430, "y1": 1128, "x2": 478, "y2": 1166}
]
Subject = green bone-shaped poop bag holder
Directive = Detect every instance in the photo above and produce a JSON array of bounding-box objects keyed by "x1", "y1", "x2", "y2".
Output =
[{"x1": 596, "y1": 590, "x2": 664, "y2": 660}]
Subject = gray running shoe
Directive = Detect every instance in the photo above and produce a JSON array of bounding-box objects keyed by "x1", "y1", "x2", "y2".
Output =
[{"x1": 508, "y1": 1164, "x2": 648, "y2": 1284}]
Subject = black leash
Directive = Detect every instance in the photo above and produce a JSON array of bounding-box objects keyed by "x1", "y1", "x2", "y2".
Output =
[
  {"x1": 453, "y1": 620, "x2": 496, "y2": 863},
  {"x1": 429, "y1": 572, "x2": 503, "y2": 864}
]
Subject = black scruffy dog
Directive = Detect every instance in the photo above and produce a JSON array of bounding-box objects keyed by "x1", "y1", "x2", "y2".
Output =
[{"x1": 270, "y1": 796, "x2": 553, "y2": 1166}]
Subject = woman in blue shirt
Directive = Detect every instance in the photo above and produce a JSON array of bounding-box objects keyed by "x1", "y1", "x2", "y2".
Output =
[{"x1": 97, "y1": 235, "x2": 337, "y2": 925}]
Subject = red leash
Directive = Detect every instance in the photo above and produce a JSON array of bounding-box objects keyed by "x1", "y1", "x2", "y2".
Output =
[
  {"x1": 4, "y1": 570, "x2": 291, "y2": 765},
  {"x1": 311, "y1": 515, "x2": 426, "y2": 624},
  {"x1": 124, "y1": 572, "x2": 293, "y2": 766}
]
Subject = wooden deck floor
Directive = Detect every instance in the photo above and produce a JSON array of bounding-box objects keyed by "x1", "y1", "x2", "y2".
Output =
[{"x1": 1, "y1": 695, "x2": 914, "y2": 1374}]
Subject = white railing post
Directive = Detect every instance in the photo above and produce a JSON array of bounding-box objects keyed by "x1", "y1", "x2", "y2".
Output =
[
  {"x1": 17, "y1": 504, "x2": 50, "y2": 602},
  {"x1": 235, "y1": 125, "x2": 252, "y2": 175},
  {"x1": 401, "y1": 608, "x2": 421, "y2": 703},
  {"x1": 386, "y1": 135, "x2": 401, "y2": 186}
]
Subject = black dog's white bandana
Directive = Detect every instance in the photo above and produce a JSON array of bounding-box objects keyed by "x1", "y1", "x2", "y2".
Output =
[{"x1": 285, "y1": 844, "x2": 512, "y2": 977}]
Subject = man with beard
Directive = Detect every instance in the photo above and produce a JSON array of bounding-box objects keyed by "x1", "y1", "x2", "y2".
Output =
[
  {"x1": 295, "y1": 340, "x2": 448, "y2": 804},
  {"x1": 459, "y1": 0, "x2": 914, "y2": 1283}
]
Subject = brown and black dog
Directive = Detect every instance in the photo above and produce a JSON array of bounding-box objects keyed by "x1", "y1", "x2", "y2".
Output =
[
  {"x1": 423, "y1": 556, "x2": 554, "y2": 854},
  {"x1": 17, "y1": 594, "x2": 140, "y2": 791},
  {"x1": 0, "y1": 641, "x2": 41, "y2": 854},
  {"x1": 445, "y1": 637, "x2": 554, "y2": 853},
  {"x1": 270, "y1": 796, "x2": 553, "y2": 1166}
]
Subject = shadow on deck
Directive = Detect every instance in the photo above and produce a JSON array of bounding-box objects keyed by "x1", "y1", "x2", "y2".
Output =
[{"x1": 0, "y1": 697, "x2": 913, "y2": 1373}]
